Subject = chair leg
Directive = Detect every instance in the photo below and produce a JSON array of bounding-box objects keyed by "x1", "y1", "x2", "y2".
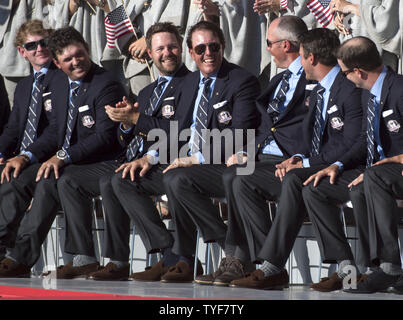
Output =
[
  {"x1": 194, "y1": 229, "x2": 200, "y2": 279},
  {"x1": 92, "y1": 198, "x2": 103, "y2": 265},
  {"x1": 129, "y1": 224, "x2": 136, "y2": 274}
]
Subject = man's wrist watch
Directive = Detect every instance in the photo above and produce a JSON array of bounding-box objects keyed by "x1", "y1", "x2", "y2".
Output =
[
  {"x1": 56, "y1": 150, "x2": 68, "y2": 162},
  {"x1": 18, "y1": 153, "x2": 30, "y2": 163}
]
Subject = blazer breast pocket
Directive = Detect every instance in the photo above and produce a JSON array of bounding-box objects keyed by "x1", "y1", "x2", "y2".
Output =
[
  {"x1": 382, "y1": 109, "x2": 401, "y2": 134},
  {"x1": 160, "y1": 97, "x2": 176, "y2": 119},
  {"x1": 327, "y1": 105, "x2": 344, "y2": 132},
  {"x1": 78, "y1": 105, "x2": 96, "y2": 130}
]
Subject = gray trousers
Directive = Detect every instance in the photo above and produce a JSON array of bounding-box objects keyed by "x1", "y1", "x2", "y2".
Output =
[
  {"x1": 364, "y1": 163, "x2": 403, "y2": 266},
  {"x1": 163, "y1": 164, "x2": 228, "y2": 258},
  {"x1": 222, "y1": 155, "x2": 285, "y2": 263},
  {"x1": 302, "y1": 168, "x2": 369, "y2": 265},
  {"x1": 257, "y1": 166, "x2": 326, "y2": 268},
  {"x1": 103, "y1": 164, "x2": 173, "y2": 260}
]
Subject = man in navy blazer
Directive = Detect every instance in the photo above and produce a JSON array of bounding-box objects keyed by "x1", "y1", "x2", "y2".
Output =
[
  {"x1": 140, "y1": 21, "x2": 261, "y2": 283},
  {"x1": 0, "y1": 26, "x2": 126, "y2": 278},
  {"x1": 0, "y1": 20, "x2": 57, "y2": 262},
  {"x1": 230, "y1": 28, "x2": 363, "y2": 290},
  {"x1": 304, "y1": 37, "x2": 403, "y2": 294},
  {"x1": 55, "y1": 22, "x2": 191, "y2": 281},
  {"x1": 193, "y1": 16, "x2": 312, "y2": 287}
]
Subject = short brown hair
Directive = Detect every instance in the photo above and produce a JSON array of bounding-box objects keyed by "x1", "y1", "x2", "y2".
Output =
[
  {"x1": 186, "y1": 21, "x2": 225, "y2": 49},
  {"x1": 14, "y1": 20, "x2": 53, "y2": 48},
  {"x1": 337, "y1": 36, "x2": 382, "y2": 71},
  {"x1": 145, "y1": 22, "x2": 183, "y2": 49}
]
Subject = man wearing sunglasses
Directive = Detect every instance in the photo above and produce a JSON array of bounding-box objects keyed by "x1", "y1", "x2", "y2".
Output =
[
  {"x1": 147, "y1": 21, "x2": 261, "y2": 283},
  {"x1": 230, "y1": 28, "x2": 363, "y2": 290},
  {"x1": 193, "y1": 16, "x2": 313, "y2": 287},
  {"x1": 0, "y1": 26, "x2": 126, "y2": 278},
  {"x1": 305, "y1": 36, "x2": 403, "y2": 294},
  {"x1": 0, "y1": 20, "x2": 59, "y2": 263}
]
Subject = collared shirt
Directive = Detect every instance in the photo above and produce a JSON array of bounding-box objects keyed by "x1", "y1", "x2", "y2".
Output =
[
  {"x1": 188, "y1": 71, "x2": 218, "y2": 164},
  {"x1": 369, "y1": 65, "x2": 387, "y2": 161},
  {"x1": 262, "y1": 57, "x2": 303, "y2": 157}
]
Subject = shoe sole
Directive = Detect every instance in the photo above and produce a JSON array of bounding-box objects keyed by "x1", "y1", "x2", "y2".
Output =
[
  {"x1": 129, "y1": 277, "x2": 162, "y2": 282},
  {"x1": 88, "y1": 276, "x2": 129, "y2": 281},
  {"x1": 160, "y1": 279, "x2": 194, "y2": 283},
  {"x1": 194, "y1": 279, "x2": 214, "y2": 285},
  {"x1": 213, "y1": 281, "x2": 230, "y2": 287},
  {"x1": 229, "y1": 284, "x2": 289, "y2": 290}
]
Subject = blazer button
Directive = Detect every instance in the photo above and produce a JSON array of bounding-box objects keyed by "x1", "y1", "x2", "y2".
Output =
[{"x1": 271, "y1": 128, "x2": 276, "y2": 132}]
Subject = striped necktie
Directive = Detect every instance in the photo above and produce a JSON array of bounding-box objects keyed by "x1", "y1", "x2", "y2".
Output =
[
  {"x1": 62, "y1": 82, "x2": 80, "y2": 151},
  {"x1": 191, "y1": 77, "x2": 212, "y2": 155},
  {"x1": 267, "y1": 70, "x2": 292, "y2": 123},
  {"x1": 310, "y1": 85, "x2": 325, "y2": 157},
  {"x1": 20, "y1": 72, "x2": 45, "y2": 151},
  {"x1": 125, "y1": 77, "x2": 168, "y2": 161},
  {"x1": 366, "y1": 94, "x2": 377, "y2": 168}
]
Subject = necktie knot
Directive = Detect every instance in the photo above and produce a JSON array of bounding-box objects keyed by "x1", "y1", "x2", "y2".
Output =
[
  {"x1": 283, "y1": 69, "x2": 292, "y2": 80},
  {"x1": 71, "y1": 82, "x2": 80, "y2": 96},
  {"x1": 35, "y1": 71, "x2": 44, "y2": 83},
  {"x1": 202, "y1": 77, "x2": 212, "y2": 87},
  {"x1": 158, "y1": 77, "x2": 168, "y2": 86}
]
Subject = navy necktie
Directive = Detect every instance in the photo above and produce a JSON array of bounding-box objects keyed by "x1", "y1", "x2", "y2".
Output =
[
  {"x1": 20, "y1": 72, "x2": 45, "y2": 151},
  {"x1": 310, "y1": 85, "x2": 325, "y2": 157},
  {"x1": 366, "y1": 94, "x2": 377, "y2": 168},
  {"x1": 62, "y1": 82, "x2": 80, "y2": 151},
  {"x1": 191, "y1": 77, "x2": 212, "y2": 155},
  {"x1": 267, "y1": 70, "x2": 292, "y2": 123},
  {"x1": 126, "y1": 77, "x2": 168, "y2": 161}
]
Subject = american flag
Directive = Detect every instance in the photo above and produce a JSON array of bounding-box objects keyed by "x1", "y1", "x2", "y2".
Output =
[
  {"x1": 104, "y1": 5, "x2": 134, "y2": 48},
  {"x1": 280, "y1": 0, "x2": 288, "y2": 10},
  {"x1": 307, "y1": 0, "x2": 334, "y2": 28}
]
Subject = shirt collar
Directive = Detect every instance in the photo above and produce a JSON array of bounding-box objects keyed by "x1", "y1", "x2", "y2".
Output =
[
  {"x1": 199, "y1": 71, "x2": 218, "y2": 85},
  {"x1": 370, "y1": 65, "x2": 388, "y2": 103},
  {"x1": 288, "y1": 56, "x2": 303, "y2": 76},
  {"x1": 319, "y1": 65, "x2": 340, "y2": 91},
  {"x1": 34, "y1": 64, "x2": 50, "y2": 77}
]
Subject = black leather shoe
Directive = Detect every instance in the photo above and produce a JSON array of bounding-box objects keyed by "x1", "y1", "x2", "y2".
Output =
[{"x1": 343, "y1": 270, "x2": 400, "y2": 294}]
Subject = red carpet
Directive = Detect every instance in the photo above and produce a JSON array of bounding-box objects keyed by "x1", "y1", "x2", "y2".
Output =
[{"x1": 0, "y1": 285, "x2": 181, "y2": 300}]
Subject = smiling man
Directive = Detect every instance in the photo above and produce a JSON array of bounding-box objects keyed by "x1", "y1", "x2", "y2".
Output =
[
  {"x1": 0, "y1": 20, "x2": 59, "y2": 263},
  {"x1": 53, "y1": 22, "x2": 191, "y2": 281},
  {"x1": 144, "y1": 21, "x2": 261, "y2": 283},
  {"x1": 0, "y1": 26, "x2": 126, "y2": 278}
]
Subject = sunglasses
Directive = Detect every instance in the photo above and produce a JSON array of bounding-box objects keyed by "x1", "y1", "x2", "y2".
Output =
[
  {"x1": 341, "y1": 68, "x2": 354, "y2": 76},
  {"x1": 266, "y1": 39, "x2": 286, "y2": 47},
  {"x1": 22, "y1": 38, "x2": 49, "y2": 51},
  {"x1": 193, "y1": 42, "x2": 221, "y2": 55}
]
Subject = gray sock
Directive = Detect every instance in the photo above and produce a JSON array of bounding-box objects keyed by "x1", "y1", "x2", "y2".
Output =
[
  {"x1": 380, "y1": 262, "x2": 402, "y2": 276},
  {"x1": 259, "y1": 260, "x2": 282, "y2": 277},
  {"x1": 73, "y1": 255, "x2": 97, "y2": 267},
  {"x1": 110, "y1": 260, "x2": 129, "y2": 269},
  {"x1": 337, "y1": 260, "x2": 356, "y2": 279},
  {"x1": 363, "y1": 266, "x2": 381, "y2": 275}
]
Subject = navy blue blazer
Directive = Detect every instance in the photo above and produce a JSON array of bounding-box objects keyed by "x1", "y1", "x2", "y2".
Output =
[
  {"x1": 30, "y1": 63, "x2": 127, "y2": 164},
  {"x1": 254, "y1": 70, "x2": 313, "y2": 158},
  {"x1": 118, "y1": 64, "x2": 191, "y2": 160},
  {"x1": 342, "y1": 68, "x2": 403, "y2": 169},
  {"x1": 0, "y1": 63, "x2": 58, "y2": 160},
  {"x1": 298, "y1": 71, "x2": 363, "y2": 167},
  {"x1": 177, "y1": 59, "x2": 261, "y2": 163}
]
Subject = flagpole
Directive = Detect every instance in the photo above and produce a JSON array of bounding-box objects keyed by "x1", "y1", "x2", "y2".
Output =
[{"x1": 120, "y1": 0, "x2": 155, "y2": 82}]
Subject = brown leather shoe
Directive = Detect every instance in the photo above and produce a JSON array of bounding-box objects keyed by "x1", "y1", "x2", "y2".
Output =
[
  {"x1": 87, "y1": 262, "x2": 129, "y2": 281},
  {"x1": 56, "y1": 261, "x2": 100, "y2": 279},
  {"x1": 195, "y1": 257, "x2": 228, "y2": 285},
  {"x1": 129, "y1": 260, "x2": 170, "y2": 282},
  {"x1": 213, "y1": 256, "x2": 247, "y2": 286},
  {"x1": 0, "y1": 258, "x2": 31, "y2": 278},
  {"x1": 160, "y1": 260, "x2": 203, "y2": 283},
  {"x1": 310, "y1": 272, "x2": 342, "y2": 292},
  {"x1": 229, "y1": 269, "x2": 289, "y2": 290}
]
